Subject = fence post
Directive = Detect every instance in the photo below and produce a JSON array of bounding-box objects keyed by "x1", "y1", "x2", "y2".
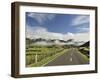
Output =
[{"x1": 35, "y1": 53, "x2": 38, "y2": 63}]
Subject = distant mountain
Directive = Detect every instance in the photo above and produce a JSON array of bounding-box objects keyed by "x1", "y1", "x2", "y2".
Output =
[
  {"x1": 74, "y1": 41, "x2": 85, "y2": 46},
  {"x1": 80, "y1": 41, "x2": 89, "y2": 47},
  {"x1": 66, "y1": 39, "x2": 74, "y2": 43},
  {"x1": 26, "y1": 38, "x2": 32, "y2": 44},
  {"x1": 26, "y1": 37, "x2": 86, "y2": 46}
]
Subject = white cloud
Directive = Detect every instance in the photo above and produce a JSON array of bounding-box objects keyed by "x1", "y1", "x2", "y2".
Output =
[
  {"x1": 72, "y1": 15, "x2": 89, "y2": 26},
  {"x1": 26, "y1": 25, "x2": 63, "y2": 40},
  {"x1": 67, "y1": 32, "x2": 74, "y2": 37},
  {"x1": 71, "y1": 15, "x2": 90, "y2": 32},
  {"x1": 26, "y1": 26, "x2": 89, "y2": 42},
  {"x1": 27, "y1": 13, "x2": 56, "y2": 24},
  {"x1": 63, "y1": 32, "x2": 89, "y2": 42},
  {"x1": 77, "y1": 27, "x2": 89, "y2": 32}
]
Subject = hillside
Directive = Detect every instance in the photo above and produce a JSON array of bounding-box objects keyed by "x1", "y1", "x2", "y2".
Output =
[{"x1": 80, "y1": 41, "x2": 89, "y2": 47}]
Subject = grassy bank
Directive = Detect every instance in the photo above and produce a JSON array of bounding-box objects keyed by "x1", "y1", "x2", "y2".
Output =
[
  {"x1": 26, "y1": 45, "x2": 68, "y2": 67},
  {"x1": 28, "y1": 49, "x2": 68, "y2": 67}
]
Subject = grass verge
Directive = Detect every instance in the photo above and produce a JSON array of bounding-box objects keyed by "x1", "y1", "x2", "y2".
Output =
[
  {"x1": 76, "y1": 49, "x2": 89, "y2": 62},
  {"x1": 27, "y1": 49, "x2": 68, "y2": 67}
]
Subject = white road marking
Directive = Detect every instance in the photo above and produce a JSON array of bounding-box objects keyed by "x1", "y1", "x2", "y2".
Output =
[{"x1": 69, "y1": 52, "x2": 73, "y2": 62}]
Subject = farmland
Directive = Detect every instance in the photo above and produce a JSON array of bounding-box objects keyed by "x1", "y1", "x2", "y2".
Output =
[{"x1": 26, "y1": 44, "x2": 68, "y2": 67}]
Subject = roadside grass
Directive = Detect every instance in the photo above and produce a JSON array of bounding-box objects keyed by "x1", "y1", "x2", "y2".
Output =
[
  {"x1": 26, "y1": 45, "x2": 65, "y2": 66},
  {"x1": 27, "y1": 49, "x2": 68, "y2": 67},
  {"x1": 78, "y1": 47, "x2": 89, "y2": 58},
  {"x1": 76, "y1": 48, "x2": 89, "y2": 62},
  {"x1": 84, "y1": 47, "x2": 89, "y2": 51}
]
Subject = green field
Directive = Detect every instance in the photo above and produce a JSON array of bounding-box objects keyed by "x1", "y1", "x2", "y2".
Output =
[{"x1": 26, "y1": 44, "x2": 68, "y2": 67}]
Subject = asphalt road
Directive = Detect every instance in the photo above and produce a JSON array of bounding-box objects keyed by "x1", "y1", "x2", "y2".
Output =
[{"x1": 45, "y1": 48, "x2": 89, "y2": 66}]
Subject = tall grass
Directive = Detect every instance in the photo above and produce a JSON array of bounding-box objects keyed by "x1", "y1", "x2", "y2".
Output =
[{"x1": 26, "y1": 45, "x2": 65, "y2": 66}]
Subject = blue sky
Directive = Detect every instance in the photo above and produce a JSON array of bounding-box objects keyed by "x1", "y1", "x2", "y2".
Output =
[{"x1": 25, "y1": 12, "x2": 90, "y2": 42}]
